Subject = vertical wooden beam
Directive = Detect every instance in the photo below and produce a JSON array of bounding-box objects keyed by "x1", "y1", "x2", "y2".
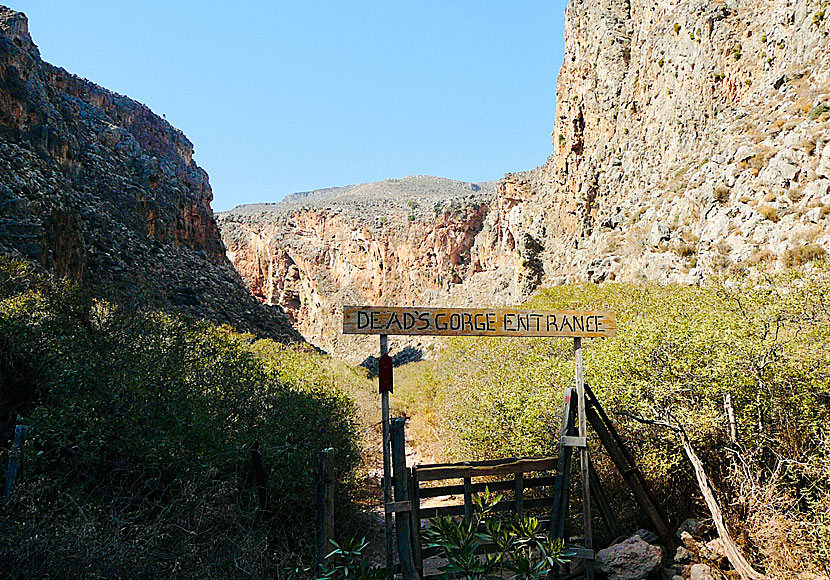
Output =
[
  {"x1": 551, "y1": 387, "x2": 577, "y2": 538},
  {"x1": 409, "y1": 466, "x2": 423, "y2": 577},
  {"x1": 463, "y1": 477, "x2": 473, "y2": 522},
  {"x1": 575, "y1": 337, "x2": 594, "y2": 579},
  {"x1": 380, "y1": 334, "x2": 394, "y2": 579},
  {"x1": 391, "y1": 418, "x2": 418, "y2": 580},
  {"x1": 514, "y1": 472, "x2": 524, "y2": 516},
  {"x1": 314, "y1": 447, "x2": 335, "y2": 575}
]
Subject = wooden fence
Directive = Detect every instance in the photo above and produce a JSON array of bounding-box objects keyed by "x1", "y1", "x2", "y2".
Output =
[{"x1": 385, "y1": 418, "x2": 561, "y2": 580}]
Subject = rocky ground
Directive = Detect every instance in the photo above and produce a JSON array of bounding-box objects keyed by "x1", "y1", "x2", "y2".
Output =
[{"x1": 0, "y1": 7, "x2": 300, "y2": 342}]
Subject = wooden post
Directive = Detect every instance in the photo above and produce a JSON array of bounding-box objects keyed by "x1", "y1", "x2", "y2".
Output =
[
  {"x1": 409, "y1": 466, "x2": 423, "y2": 576},
  {"x1": 391, "y1": 418, "x2": 418, "y2": 580},
  {"x1": 380, "y1": 334, "x2": 394, "y2": 580},
  {"x1": 250, "y1": 441, "x2": 272, "y2": 520},
  {"x1": 514, "y1": 472, "x2": 524, "y2": 516},
  {"x1": 4, "y1": 425, "x2": 29, "y2": 506},
  {"x1": 463, "y1": 476, "x2": 473, "y2": 522},
  {"x1": 551, "y1": 387, "x2": 577, "y2": 537},
  {"x1": 575, "y1": 337, "x2": 594, "y2": 579},
  {"x1": 314, "y1": 448, "x2": 335, "y2": 575}
]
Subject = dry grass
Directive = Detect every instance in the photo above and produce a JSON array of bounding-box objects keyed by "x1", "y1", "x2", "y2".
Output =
[{"x1": 758, "y1": 204, "x2": 780, "y2": 222}]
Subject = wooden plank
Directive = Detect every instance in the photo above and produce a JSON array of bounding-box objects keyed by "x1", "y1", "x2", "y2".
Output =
[
  {"x1": 385, "y1": 500, "x2": 411, "y2": 513},
  {"x1": 584, "y1": 384, "x2": 680, "y2": 550},
  {"x1": 417, "y1": 457, "x2": 557, "y2": 481},
  {"x1": 409, "y1": 466, "x2": 423, "y2": 577},
  {"x1": 313, "y1": 448, "x2": 334, "y2": 576},
  {"x1": 575, "y1": 338, "x2": 595, "y2": 576},
  {"x1": 418, "y1": 475, "x2": 557, "y2": 499},
  {"x1": 561, "y1": 435, "x2": 587, "y2": 447},
  {"x1": 391, "y1": 418, "x2": 418, "y2": 580},
  {"x1": 551, "y1": 387, "x2": 577, "y2": 538},
  {"x1": 343, "y1": 306, "x2": 616, "y2": 338},
  {"x1": 419, "y1": 497, "x2": 553, "y2": 519}
]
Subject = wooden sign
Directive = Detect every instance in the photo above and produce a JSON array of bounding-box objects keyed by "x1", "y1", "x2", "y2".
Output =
[{"x1": 343, "y1": 306, "x2": 616, "y2": 338}]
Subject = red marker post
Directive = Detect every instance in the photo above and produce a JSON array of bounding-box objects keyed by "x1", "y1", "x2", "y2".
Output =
[{"x1": 378, "y1": 353, "x2": 393, "y2": 394}]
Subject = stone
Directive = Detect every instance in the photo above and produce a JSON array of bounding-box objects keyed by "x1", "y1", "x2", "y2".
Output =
[
  {"x1": 689, "y1": 563, "x2": 718, "y2": 580},
  {"x1": 704, "y1": 538, "x2": 727, "y2": 563},
  {"x1": 819, "y1": 142, "x2": 830, "y2": 178},
  {"x1": 807, "y1": 207, "x2": 823, "y2": 223},
  {"x1": 596, "y1": 536, "x2": 663, "y2": 580},
  {"x1": 633, "y1": 529, "x2": 659, "y2": 544},
  {"x1": 734, "y1": 145, "x2": 756, "y2": 163},
  {"x1": 759, "y1": 157, "x2": 800, "y2": 186}
]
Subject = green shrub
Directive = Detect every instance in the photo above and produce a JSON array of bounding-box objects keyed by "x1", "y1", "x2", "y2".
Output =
[
  {"x1": 405, "y1": 271, "x2": 830, "y2": 572},
  {"x1": 0, "y1": 258, "x2": 360, "y2": 578},
  {"x1": 423, "y1": 489, "x2": 568, "y2": 579}
]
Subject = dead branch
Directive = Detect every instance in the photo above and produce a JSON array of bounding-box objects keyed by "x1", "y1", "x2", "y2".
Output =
[{"x1": 618, "y1": 409, "x2": 766, "y2": 580}]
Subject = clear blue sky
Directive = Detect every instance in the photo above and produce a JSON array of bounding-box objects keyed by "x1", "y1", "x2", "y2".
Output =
[{"x1": 13, "y1": 1, "x2": 567, "y2": 211}]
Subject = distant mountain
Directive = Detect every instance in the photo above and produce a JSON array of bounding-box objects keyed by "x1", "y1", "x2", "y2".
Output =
[
  {"x1": 0, "y1": 6, "x2": 300, "y2": 342},
  {"x1": 225, "y1": 175, "x2": 496, "y2": 222}
]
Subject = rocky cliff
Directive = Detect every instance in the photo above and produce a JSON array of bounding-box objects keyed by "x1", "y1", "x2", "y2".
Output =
[
  {"x1": 218, "y1": 177, "x2": 497, "y2": 360},
  {"x1": 220, "y1": 0, "x2": 830, "y2": 359},
  {"x1": 510, "y1": 0, "x2": 830, "y2": 285},
  {"x1": 0, "y1": 7, "x2": 300, "y2": 342}
]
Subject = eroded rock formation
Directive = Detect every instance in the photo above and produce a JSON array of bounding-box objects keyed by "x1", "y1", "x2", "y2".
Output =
[{"x1": 0, "y1": 7, "x2": 300, "y2": 342}]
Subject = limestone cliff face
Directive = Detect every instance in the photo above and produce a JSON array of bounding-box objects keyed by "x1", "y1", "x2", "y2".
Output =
[
  {"x1": 220, "y1": 0, "x2": 830, "y2": 357},
  {"x1": 218, "y1": 177, "x2": 496, "y2": 359},
  {"x1": 0, "y1": 7, "x2": 300, "y2": 342},
  {"x1": 526, "y1": 0, "x2": 830, "y2": 283}
]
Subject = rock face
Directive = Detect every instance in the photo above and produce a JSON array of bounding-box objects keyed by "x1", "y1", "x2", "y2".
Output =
[
  {"x1": 516, "y1": 0, "x2": 830, "y2": 285},
  {"x1": 218, "y1": 177, "x2": 499, "y2": 359},
  {"x1": 0, "y1": 7, "x2": 300, "y2": 342},
  {"x1": 219, "y1": 0, "x2": 830, "y2": 358}
]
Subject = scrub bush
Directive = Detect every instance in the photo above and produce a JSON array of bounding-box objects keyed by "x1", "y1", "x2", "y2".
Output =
[
  {"x1": 409, "y1": 269, "x2": 830, "y2": 574},
  {"x1": 0, "y1": 258, "x2": 361, "y2": 578}
]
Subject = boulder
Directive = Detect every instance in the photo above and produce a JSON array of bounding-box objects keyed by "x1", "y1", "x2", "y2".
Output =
[
  {"x1": 689, "y1": 563, "x2": 718, "y2": 580},
  {"x1": 597, "y1": 535, "x2": 663, "y2": 580}
]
